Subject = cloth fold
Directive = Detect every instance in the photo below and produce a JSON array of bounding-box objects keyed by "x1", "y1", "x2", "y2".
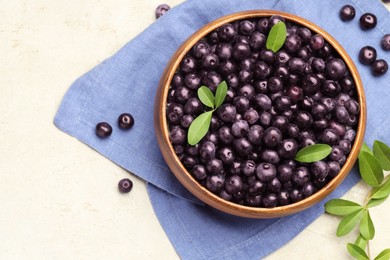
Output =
[{"x1": 54, "y1": 0, "x2": 390, "y2": 259}]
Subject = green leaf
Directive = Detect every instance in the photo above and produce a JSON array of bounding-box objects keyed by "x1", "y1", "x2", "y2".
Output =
[
  {"x1": 355, "y1": 234, "x2": 367, "y2": 251},
  {"x1": 295, "y1": 144, "x2": 332, "y2": 163},
  {"x1": 197, "y1": 86, "x2": 215, "y2": 109},
  {"x1": 214, "y1": 81, "x2": 228, "y2": 109},
  {"x1": 358, "y1": 151, "x2": 384, "y2": 187},
  {"x1": 374, "y1": 248, "x2": 390, "y2": 260},
  {"x1": 373, "y1": 140, "x2": 390, "y2": 171},
  {"x1": 266, "y1": 22, "x2": 287, "y2": 53},
  {"x1": 367, "y1": 196, "x2": 389, "y2": 208},
  {"x1": 370, "y1": 175, "x2": 390, "y2": 200},
  {"x1": 359, "y1": 210, "x2": 375, "y2": 240},
  {"x1": 187, "y1": 111, "x2": 213, "y2": 145},
  {"x1": 337, "y1": 209, "x2": 364, "y2": 237},
  {"x1": 359, "y1": 142, "x2": 373, "y2": 159},
  {"x1": 324, "y1": 199, "x2": 364, "y2": 216},
  {"x1": 347, "y1": 243, "x2": 369, "y2": 260}
]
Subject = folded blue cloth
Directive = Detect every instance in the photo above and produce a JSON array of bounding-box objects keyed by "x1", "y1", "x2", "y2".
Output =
[{"x1": 54, "y1": 0, "x2": 390, "y2": 259}]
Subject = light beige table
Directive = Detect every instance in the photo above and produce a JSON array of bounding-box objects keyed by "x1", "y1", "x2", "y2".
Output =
[{"x1": 1, "y1": 1, "x2": 389, "y2": 259}]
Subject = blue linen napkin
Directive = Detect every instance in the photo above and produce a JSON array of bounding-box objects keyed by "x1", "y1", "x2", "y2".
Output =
[{"x1": 54, "y1": 0, "x2": 390, "y2": 259}]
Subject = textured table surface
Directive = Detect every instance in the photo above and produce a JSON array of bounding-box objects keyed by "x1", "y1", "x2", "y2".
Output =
[{"x1": 1, "y1": 0, "x2": 389, "y2": 259}]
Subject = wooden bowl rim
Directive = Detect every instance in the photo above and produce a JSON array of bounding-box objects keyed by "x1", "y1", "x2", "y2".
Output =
[{"x1": 154, "y1": 10, "x2": 366, "y2": 218}]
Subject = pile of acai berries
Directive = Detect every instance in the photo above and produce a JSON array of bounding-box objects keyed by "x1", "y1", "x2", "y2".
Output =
[{"x1": 166, "y1": 15, "x2": 360, "y2": 208}]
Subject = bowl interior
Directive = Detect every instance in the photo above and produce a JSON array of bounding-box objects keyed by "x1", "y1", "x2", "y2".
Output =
[{"x1": 154, "y1": 10, "x2": 366, "y2": 218}]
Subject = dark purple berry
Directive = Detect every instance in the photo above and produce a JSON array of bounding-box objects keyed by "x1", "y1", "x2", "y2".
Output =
[
  {"x1": 219, "y1": 147, "x2": 235, "y2": 165},
  {"x1": 239, "y1": 20, "x2": 255, "y2": 35},
  {"x1": 278, "y1": 139, "x2": 298, "y2": 159},
  {"x1": 339, "y1": 5, "x2": 356, "y2": 21},
  {"x1": 328, "y1": 120, "x2": 346, "y2": 137},
  {"x1": 329, "y1": 145, "x2": 344, "y2": 161},
  {"x1": 295, "y1": 111, "x2": 313, "y2": 130},
  {"x1": 275, "y1": 51, "x2": 291, "y2": 66},
  {"x1": 191, "y1": 165, "x2": 207, "y2": 181},
  {"x1": 320, "y1": 129, "x2": 340, "y2": 145},
  {"x1": 96, "y1": 122, "x2": 112, "y2": 138},
  {"x1": 206, "y1": 159, "x2": 223, "y2": 175},
  {"x1": 278, "y1": 190, "x2": 290, "y2": 205},
  {"x1": 301, "y1": 73, "x2": 321, "y2": 95},
  {"x1": 192, "y1": 39, "x2": 211, "y2": 58},
  {"x1": 302, "y1": 183, "x2": 316, "y2": 197},
  {"x1": 263, "y1": 127, "x2": 283, "y2": 148},
  {"x1": 199, "y1": 141, "x2": 216, "y2": 160},
  {"x1": 256, "y1": 18, "x2": 269, "y2": 33},
  {"x1": 155, "y1": 4, "x2": 170, "y2": 19},
  {"x1": 359, "y1": 46, "x2": 377, "y2": 65},
  {"x1": 118, "y1": 113, "x2": 134, "y2": 130},
  {"x1": 268, "y1": 178, "x2": 282, "y2": 193},
  {"x1": 241, "y1": 160, "x2": 256, "y2": 176},
  {"x1": 243, "y1": 108, "x2": 259, "y2": 125},
  {"x1": 225, "y1": 175, "x2": 243, "y2": 195},
  {"x1": 339, "y1": 140, "x2": 352, "y2": 154},
  {"x1": 231, "y1": 120, "x2": 250, "y2": 137},
  {"x1": 323, "y1": 80, "x2": 342, "y2": 97},
  {"x1": 328, "y1": 161, "x2": 341, "y2": 178},
  {"x1": 381, "y1": 34, "x2": 390, "y2": 51},
  {"x1": 325, "y1": 58, "x2": 347, "y2": 80},
  {"x1": 292, "y1": 167, "x2": 310, "y2": 187},
  {"x1": 184, "y1": 98, "x2": 203, "y2": 115},
  {"x1": 232, "y1": 42, "x2": 251, "y2": 61},
  {"x1": 118, "y1": 178, "x2": 133, "y2": 193},
  {"x1": 268, "y1": 15, "x2": 285, "y2": 28},
  {"x1": 217, "y1": 104, "x2": 237, "y2": 123},
  {"x1": 311, "y1": 161, "x2": 329, "y2": 180},
  {"x1": 202, "y1": 53, "x2": 220, "y2": 70},
  {"x1": 359, "y1": 13, "x2": 377, "y2": 30},
  {"x1": 277, "y1": 164, "x2": 293, "y2": 182},
  {"x1": 371, "y1": 59, "x2": 388, "y2": 77},
  {"x1": 180, "y1": 56, "x2": 196, "y2": 73},
  {"x1": 215, "y1": 43, "x2": 233, "y2": 61},
  {"x1": 247, "y1": 125, "x2": 264, "y2": 145},
  {"x1": 290, "y1": 189, "x2": 304, "y2": 202},
  {"x1": 233, "y1": 138, "x2": 253, "y2": 157},
  {"x1": 248, "y1": 180, "x2": 265, "y2": 195},
  {"x1": 286, "y1": 86, "x2": 303, "y2": 103},
  {"x1": 261, "y1": 149, "x2": 281, "y2": 164},
  {"x1": 284, "y1": 34, "x2": 302, "y2": 53},
  {"x1": 253, "y1": 61, "x2": 271, "y2": 79},
  {"x1": 309, "y1": 34, "x2": 325, "y2": 51},
  {"x1": 206, "y1": 174, "x2": 225, "y2": 193},
  {"x1": 335, "y1": 105, "x2": 350, "y2": 124},
  {"x1": 233, "y1": 96, "x2": 250, "y2": 112},
  {"x1": 297, "y1": 27, "x2": 312, "y2": 44},
  {"x1": 287, "y1": 124, "x2": 300, "y2": 139},
  {"x1": 218, "y1": 23, "x2": 237, "y2": 42},
  {"x1": 256, "y1": 163, "x2": 276, "y2": 182}
]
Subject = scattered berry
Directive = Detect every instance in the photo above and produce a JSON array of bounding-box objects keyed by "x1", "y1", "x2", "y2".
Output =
[
  {"x1": 96, "y1": 122, "x2": 112, "y2": 138},
  {"x1": 359, "y1": 13, "x2": 377, "y2": 30},
  {"x1": 118, "y1": 178, "x2": 133, "y2": 193},
  {"x1": 339, "y1": 5, "x2": 356, "y2": 21},
  {"x1": 381, "y1": 34, "x2": 390, "y2": 51},
  {"x1": 371, "y1": 59, "x2": 388, "y2": 76},
  {"x1": 155, "y1": 4, "x2": 170, "y2": 19},
  {"x1": 358, "y1": 46, "x2": 377, "y2": 65},
  {"x1": 118, "y1": 113, "x2": 134, "y2": 130}
]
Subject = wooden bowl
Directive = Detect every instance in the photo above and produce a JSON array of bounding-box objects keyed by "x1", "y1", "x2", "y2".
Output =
[{"x1": 154, "y1": 10, "x2": 366, "y2": 218}]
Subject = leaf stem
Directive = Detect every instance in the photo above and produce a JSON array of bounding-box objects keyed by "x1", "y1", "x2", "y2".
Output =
[{"x1": 367, "y1": 240, "x2": 371, "y2": 259}]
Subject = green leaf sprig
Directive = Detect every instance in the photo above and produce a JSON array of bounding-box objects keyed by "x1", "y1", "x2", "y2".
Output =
[
  {"x1": 187, "y1": 81, "x2": 227, "y2": 145},
  {"x1": 266, "y1": 21, "x2": 287, "y2": 53},
  {"x1": 294, "y1": 144, "x2": 332, "y2": 163},
  {"x1": 325, "y1": 140, "x2": 390, "y2": 260}
]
